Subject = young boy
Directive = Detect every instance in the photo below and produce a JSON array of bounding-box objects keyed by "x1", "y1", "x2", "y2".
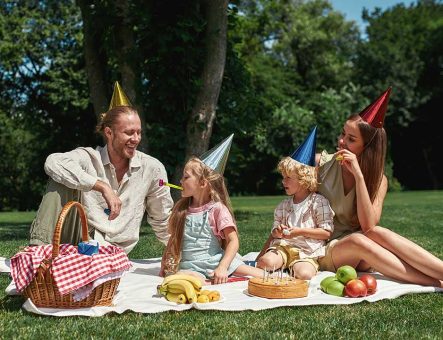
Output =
[{"x1": 257, "y1": 127, "x2": 334, "y2": 280}]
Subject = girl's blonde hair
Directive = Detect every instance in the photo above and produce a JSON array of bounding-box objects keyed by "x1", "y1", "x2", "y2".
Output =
[
  {"x1": 166, "y1": 157, "x2": 234, "y2": 273},
  {"x1": 347, "y1": 114, "x2": 387, "y2": 202},
  {"x1": 278, "y1": 157, "x2": 318, "y2": 192},
  {"x1": 95, "y1": 106, "x2": 138, "y2": 140}
]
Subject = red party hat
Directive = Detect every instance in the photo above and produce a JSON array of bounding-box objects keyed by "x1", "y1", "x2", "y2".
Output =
[{"x1": 359, "y1": 87, "x2": 392, "y2": 128}]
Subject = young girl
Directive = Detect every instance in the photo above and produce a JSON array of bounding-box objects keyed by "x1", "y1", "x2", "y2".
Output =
[
  {"x1": 160, "y1": 156, "x2": 263, "y2": 284},
  {"x1": 257, "y1": 127, "x2": 335, "y2": 280}
]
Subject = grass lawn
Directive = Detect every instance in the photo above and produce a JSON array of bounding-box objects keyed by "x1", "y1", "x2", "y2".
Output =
[{"x1": 1, "y1": 192, "x2": 442, "y2": 339}]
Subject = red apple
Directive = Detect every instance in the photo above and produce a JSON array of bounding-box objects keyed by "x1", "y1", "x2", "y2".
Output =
[
  {"x1": 345, "y1": 279, "x2": 367, "y2": 298},
  {"x1": 359, "y1": 274, "x2": 377, "y2": 295}
]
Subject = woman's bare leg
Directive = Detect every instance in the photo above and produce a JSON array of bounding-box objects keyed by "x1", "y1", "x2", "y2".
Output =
[
  {"x1": 365, "y1": 226, "x2": 443, "y2": 280},
  {"x1": 331, "y1": 234, "x2": 442, "y2": 287}
]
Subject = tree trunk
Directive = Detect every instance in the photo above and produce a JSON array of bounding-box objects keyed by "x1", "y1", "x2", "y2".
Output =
[
  {"x1": 172, "y1": 0, "x2": 229, "y2": 195},
  {"x1": 76, "y1": 0, "x2": 109, "y2": 118},
  {"x1": 113, "y1": 0, "x2": 148, "y2": 152},
  {"x1": 422, "y1": 148, "x2": 439, "y2": 189}
]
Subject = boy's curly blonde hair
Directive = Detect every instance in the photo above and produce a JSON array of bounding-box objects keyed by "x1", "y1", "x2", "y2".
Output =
[{"x1": 277, "y1": 157, "x2": 318, "y2": 192}]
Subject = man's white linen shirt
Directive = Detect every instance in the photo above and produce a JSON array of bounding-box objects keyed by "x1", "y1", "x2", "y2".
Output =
[{"x1": 44, "y1": 145, "x2": 173, "y2": 253}]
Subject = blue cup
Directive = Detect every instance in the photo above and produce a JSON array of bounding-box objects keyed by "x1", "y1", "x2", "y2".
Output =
[{"x1": 78, "y1": 240, "x2": 99, "y2": 256}]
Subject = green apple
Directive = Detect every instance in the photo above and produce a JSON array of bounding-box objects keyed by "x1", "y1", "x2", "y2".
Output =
[
  {"x1": 326, "y1": 280, "x2": 345, "y2": 297},
  {"x1": 336, "y1": 265, "x2": 357, "y2": 284},
  {"x1": 320, "y1": 276, "x2": 337, "y2": 292}
]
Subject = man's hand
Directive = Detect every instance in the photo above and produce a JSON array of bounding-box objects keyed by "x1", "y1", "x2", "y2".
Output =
[{"x1": 93, "y1": 180, "x2": 122, "y2": 220}]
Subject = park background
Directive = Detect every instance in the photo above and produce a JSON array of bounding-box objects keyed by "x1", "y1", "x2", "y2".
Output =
[
  {"x1": 1, "y1": 2, "x2": 442, "y2": 337},
  {"x1": 1, "y1": 0, "x2": 442, "y2": 211}
]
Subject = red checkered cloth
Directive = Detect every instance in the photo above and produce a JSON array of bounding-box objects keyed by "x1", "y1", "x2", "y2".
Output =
[{"x1": 10, "y1": 244, "x2": 131, "y2": 295}]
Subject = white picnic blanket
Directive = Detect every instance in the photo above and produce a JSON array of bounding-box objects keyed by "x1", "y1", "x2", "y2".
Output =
[{"x1": 1, "y1": 254, "x2": 441, "y2": 317}]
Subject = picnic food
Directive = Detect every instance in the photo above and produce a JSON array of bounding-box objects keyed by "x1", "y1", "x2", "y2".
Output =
[
  {"x1": 336, "y1": 265, "x2": 357, "y2": 284},
  {"x1": 161, "y1": 273, "x2": 202, "y2": 290},
  {"x1": 345, "y1": 279, "x2": 367, "y2": 297},
  {"x1": 159, "y1": 278, "x2": 198, "y2": 303},
  {"x1": 325, "y1": 279, "x2": 345, "y2": 297},
  {"x1": 207, "y1": 290, "x2": 221, "y2": 302},
  {"x1": 248, "y1": 277, "x2": 308, "y2": 299},
  {"x1": 11, "y1": 201, "x2": 130, "y2": 309},
  {"x1": 320, "y1": 276, "x2": 342, "y2": 294},
  {"x1": 157, "y1": 274, "x2": 220, "y2": 304},
  {"x1": 359, "y1": 274, "x2": 377, "y2": 295},
  {"x1": 320, "y1": 269, "x2": 378, "y2": 298},
  {"x1": 166, "y1": 292, "x2": 187, "y2": 304},
  {"x1": 336, "y1": 154, "x2": 344, "y2": 161},
  {"x1": 197, "y1": 294, "x2": 210, "y2": 303}
]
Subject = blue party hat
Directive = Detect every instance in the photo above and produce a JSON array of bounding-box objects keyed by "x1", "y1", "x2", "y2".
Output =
[
  {"x1": 290, "y1": 126, "x2": 317, "y2": 166},
  {"x1": 200, "y1": 134, "x2": 234, "y2": 174}
]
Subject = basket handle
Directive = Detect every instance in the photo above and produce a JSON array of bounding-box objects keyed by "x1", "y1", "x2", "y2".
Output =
[{"x1": 51, "y1": 201, "x2": 90, "y2": 259}]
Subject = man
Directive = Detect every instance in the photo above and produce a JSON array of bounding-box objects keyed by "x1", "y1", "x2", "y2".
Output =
[{"x1": 29, "y1": 82, "x2": 173, "y2": 253}]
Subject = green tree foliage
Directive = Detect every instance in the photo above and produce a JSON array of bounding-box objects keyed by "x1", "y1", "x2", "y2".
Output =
[
  {"x1": 356, "y1": 0, "x2": 443, "y2": 189},
  {"x1": 1, "y1": 0, "x2": 442, "y2": 210},
  {"x1": 0, "y1": 111, "x2": 40, "y2": 210},
  {"x1": 0, "y1": 1, "x2": 96, "y2": 210},
  {"x1": 218, "y1": 0, "x2": 364, "y2": 193}
]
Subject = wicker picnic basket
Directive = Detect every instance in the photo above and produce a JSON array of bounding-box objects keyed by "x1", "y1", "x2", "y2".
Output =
[{"x1": 23, "y1": 201, "x2": 120, "y2": 308}]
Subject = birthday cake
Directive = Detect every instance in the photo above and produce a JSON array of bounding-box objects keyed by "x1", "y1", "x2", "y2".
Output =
[{"x1": 248, "y1": 277, "x2": 309, "y2": 299}]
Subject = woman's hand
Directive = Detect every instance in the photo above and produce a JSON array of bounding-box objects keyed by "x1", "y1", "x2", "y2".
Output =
[
  {"x1": 210, "y1": 266, "x2": 228, "y2": 284},
  {"x1": 335, "y1": 149, "x2": 363, "y2": 179}
]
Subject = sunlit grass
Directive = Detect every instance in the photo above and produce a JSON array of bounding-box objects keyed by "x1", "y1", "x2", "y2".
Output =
[{"x1": 0, "y1": 192, "x2": 442, "y2": 338}]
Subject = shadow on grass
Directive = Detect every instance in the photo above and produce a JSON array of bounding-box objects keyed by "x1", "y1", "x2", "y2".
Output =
[
  {"x1": 0, "y1": 295, "x2": 26, "y2": 312},
  {"x1": 0, "y1": 224, "x2": 29, "y2": 241}
]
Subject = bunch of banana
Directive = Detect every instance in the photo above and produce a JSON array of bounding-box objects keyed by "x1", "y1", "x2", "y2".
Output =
[
  {"x1": 157, "y1": 274, "x2": 202, "y2": 304},
  {"x1": 157, "y1": 274, "x2": 221, "y2": 304}
]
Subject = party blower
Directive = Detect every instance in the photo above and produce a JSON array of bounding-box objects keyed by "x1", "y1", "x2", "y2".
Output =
[{"x1": 159, "y1": 179, "x2": 183, "y2": 190}]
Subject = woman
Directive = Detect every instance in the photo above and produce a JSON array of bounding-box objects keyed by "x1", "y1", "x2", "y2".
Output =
[{"x1": 258, "y1": 87, "x2": 443, "y2": 287}]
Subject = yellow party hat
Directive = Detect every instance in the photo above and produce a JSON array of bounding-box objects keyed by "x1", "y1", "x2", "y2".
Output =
[{"x1": 108, "y1": 81, "x2": 132, "y2": 110}]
